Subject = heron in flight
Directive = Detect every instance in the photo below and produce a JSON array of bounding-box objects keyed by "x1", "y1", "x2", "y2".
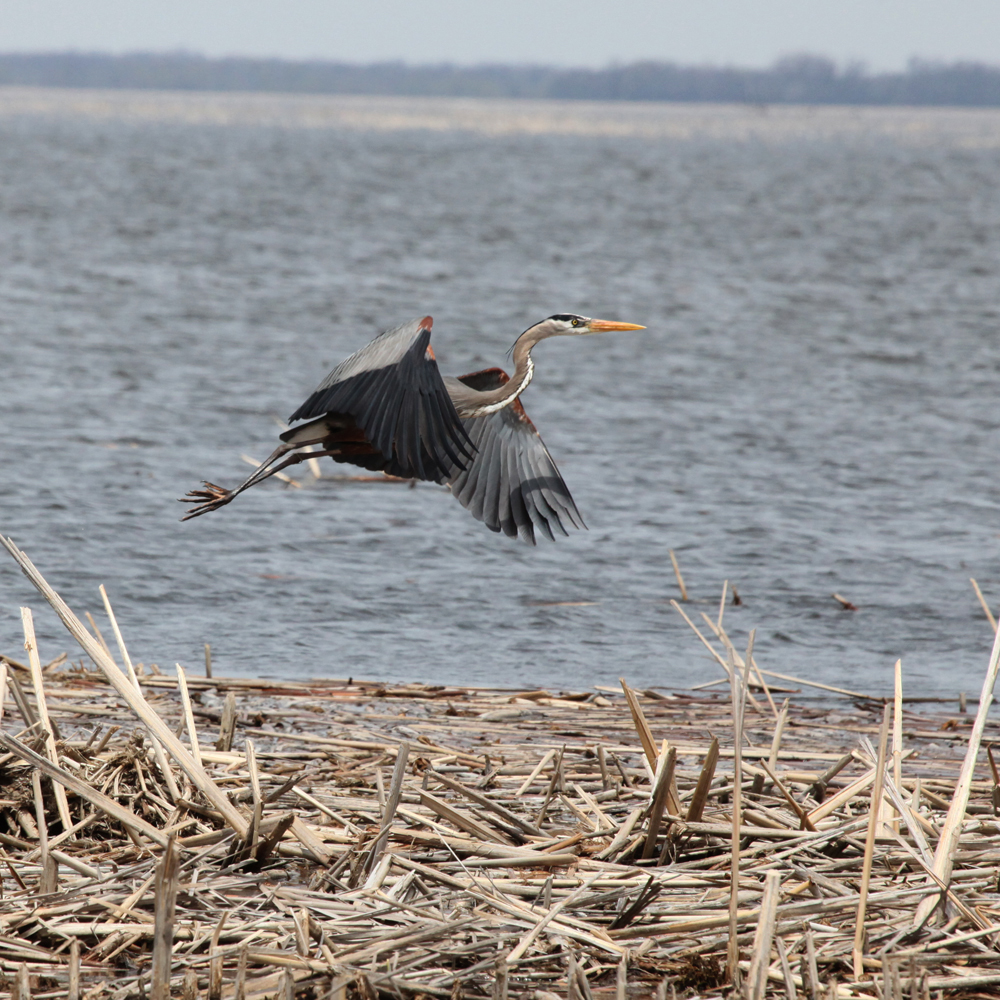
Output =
[{"x1": 181, "y1": 314, "x2": 645, "y2": 543}]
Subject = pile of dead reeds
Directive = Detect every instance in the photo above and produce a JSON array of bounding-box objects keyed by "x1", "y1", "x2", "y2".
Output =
[{"x1": 2, "y1": 533, "x2": 1000, "y2": 999}]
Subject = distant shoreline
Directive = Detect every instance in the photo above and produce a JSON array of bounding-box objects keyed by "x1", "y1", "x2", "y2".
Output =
[
  {"x1": 1, "y1": 51, "x2": 999, "y2": 107},
  {"x1": 2, "y1": 86, "x2": 1000, "y2": 147}
]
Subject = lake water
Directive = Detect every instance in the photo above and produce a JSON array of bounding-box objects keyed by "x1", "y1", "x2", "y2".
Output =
[{"x1": 2, "y1": 88, "x2": 1000, "y2": 700}]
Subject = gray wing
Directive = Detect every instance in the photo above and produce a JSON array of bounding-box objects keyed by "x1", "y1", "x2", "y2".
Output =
[
  {"x1": 447, "y1": 369, "x2": 585, "y2": 544},
  {"x1": 288, "y1": 317, "x2": 473, "y2": 482}
]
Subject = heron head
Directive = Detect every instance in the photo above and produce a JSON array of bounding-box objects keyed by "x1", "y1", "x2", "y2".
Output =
[{"x1": 533, "y1": 314, "x2": 646, "y2": 338}]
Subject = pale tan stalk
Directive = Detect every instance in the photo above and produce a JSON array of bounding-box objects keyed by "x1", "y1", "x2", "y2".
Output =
[
  {"x1": 970, "y1": 577, "x2": 998, "y2": 632},
  {"x1": 100, "y1": 586, "x2": 180, "y2": 802},
  {"x1": 0, "y1": 536, "x2": 248, "y2": 838},
  {"x1": 747, "y1": 869, "x2": 781, "y2": 1000},
  {"x1": 175, "y1": 664, "x2": 202, "y2": 769},
  {"x1": 727, "y1": 634, "x2": 754, "y2": 985},
  {"x1": 150, "y1": 837, "x2": 179, "y2": 1000},
  {"x1": 669, "y1": 549, "x2": 688, "y2": 601},
  {"x1": 853, "y1": 704, "x2": 890, "y2": 979},
  {"x1": 914, "y1": 618, "x2": 1000, "y2": 927},
  {"x1": 21, "y1": 607, "x2": 72, "y2": 830},
  {"x1": 892, "y1": 658, "x2": 903, "y2": 835}
]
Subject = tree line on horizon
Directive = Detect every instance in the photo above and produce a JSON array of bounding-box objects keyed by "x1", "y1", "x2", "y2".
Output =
[{"x1": 0, "y1": 51, "x2": 998, "y2": 106}]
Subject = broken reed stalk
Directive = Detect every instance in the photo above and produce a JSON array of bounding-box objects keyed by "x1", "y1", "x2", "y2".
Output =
[
  {"x1": 753, "y1": 667, "x2": 873, "y2": 702},
  {"x1": 4, "y1": 539, "x2": 1000, "y2": 998},
  {"x1": 727, "y1": 630, "x2": 755, "y2": 985},
  {"x1": 433, "y1": 770, "x2": 543, "y2": 837},
  {"x1": 686, "y1": 737, "x2": 719, "y2": 823},
  {"x1": 703, "y1": 613, "x2": 773, "y2": 717},
  {"x1": 208, "y1": 911, "x2": 229, "y2": 1000},
  {"x1": 150, "y1": 836, "x2": 179, "y2": 1000},
  {"x1": 746, "y1": 869, "x2": 781, "y2": 1000},
  {"x1": 176, "y1": 663, "x2": 203, "y2": 768},
  {"x1": 616, "y1": 952, "x2": 627, "y2": 1000},
  {"x1": 893, "y1": 658, "x2": 903, "y2": 834},
  {"x1": 217, "y1": 690, "x2": 237, "y2": 752},
  {"x1": 853, "y1": 703, "x2": 891, "y2": 979},
  {"x1": 366, "y1": 741, "x2": 409, "y2": 871},
  {"x1": 914, "y1": 613, "x2": 1000, "y2": 927},
  {"x1": 619, "y1": 677, "x2": 659, "y2": 769},
  {"x1": 774, "y1": 937, "x2": 795, "y2": 1000},
  {"x1": 68, "y1": 939, "x2": 80, "y2": 1000},
  {"x1": 642, "y1": 744, "x2": 676, "y2": 859},
  {"x1": 7, "y1": 668, "x2": 38, "y2": 730},
  {"x1": 21, "y1": 606, "x2": 73, "y2": 831},
  {"x1": 85, "y1": 610, "x2": 115, "y2": 661},
  {"x1": 748, "y1": 653, "x2": 778, "y2": 720},
  {"x1": 759, "y1": 758, "x2": 816, "y2": 831},
  {"x1": 245, "y1": 738, "x2": 262, "y2": 857},
  {"x1": 701, "y1": 611, "x2": 777, "y2": 719},
  {"x1": 668, "y1": 549, "x2": 688, "y2": 601},
  {"x1": 970, "y1": 577, "x2": 998, "y2": 632},
  {"x1": 767, "y1": 698, "x2": 789, "y2": 773},
  {"x1": 0, "y1": 535, "x2": 249, "y2": 839},
  {"x1": 32, "y1": 770, "x2": 53, "y2": 894},
  {"x1": 100, "y1": 585, "x2": 181, "y2": 803},
  {"x1": 14, "y1": 965, "x2": 29, "y2": 1000},
  {"x1": 670, "y1": 600, "x2": 734, "y2": 681},
  {"x1": 516, "y1": 748, "x2": 555, "y2": 795},
  {"x1": 671, "y1": 602, "x2": 765, "y2": 713}
]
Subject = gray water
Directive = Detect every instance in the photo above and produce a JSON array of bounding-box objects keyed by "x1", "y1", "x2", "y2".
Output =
[{"x1": 2, "y1": 100, "x2": 1000, "y2": 699}]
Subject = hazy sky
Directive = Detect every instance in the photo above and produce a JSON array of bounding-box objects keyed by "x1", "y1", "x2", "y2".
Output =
[{"x1": 1, "y1": 1, "x2": 998, "y2": 70}]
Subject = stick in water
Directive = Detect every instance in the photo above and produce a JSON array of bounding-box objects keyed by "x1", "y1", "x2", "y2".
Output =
[{"x1": 669, "y1": 550, "x2": 688, "y2": 602}]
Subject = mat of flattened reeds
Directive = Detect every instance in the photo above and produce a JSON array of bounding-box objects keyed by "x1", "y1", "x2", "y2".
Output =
[{"x1": 2, "y1": 536, "x2": 1000, "y2": 999}]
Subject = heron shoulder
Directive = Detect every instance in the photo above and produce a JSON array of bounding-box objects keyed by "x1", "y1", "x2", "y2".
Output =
[{"x1": 314, "y1": 318, "x2": 432, "y2": 390}]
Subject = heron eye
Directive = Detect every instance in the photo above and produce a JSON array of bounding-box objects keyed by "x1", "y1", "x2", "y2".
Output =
[{"x1": 571, "y1": 319, "x2": 580, "y2": 327}]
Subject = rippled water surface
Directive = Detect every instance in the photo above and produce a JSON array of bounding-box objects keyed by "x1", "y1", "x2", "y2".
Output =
[{"x1": 2, "y1": 96, "x2": 1000, "y2": 698}]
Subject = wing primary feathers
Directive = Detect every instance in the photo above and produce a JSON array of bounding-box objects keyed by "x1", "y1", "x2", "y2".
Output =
[
  {"x1": 395, "y1": 388, "x2": 419, "y2": 479},
  {"x1": 505, "y1": 436, "x2": 537, "y2": 543},
  {"x1": 446, "y1": 367, "x2": 586, "y2": 544},
  {"x1": 424, "y1": 380, "x2": 474, "y2": 473},
  {"x1": 285, "y1": 318, "x2": 474, "y2": 483},
  {"x1": 475, "y1": 427, "x2": 503, "y2": 530},
  {"x1": 495, "y1": 426, "x2": 517, "y2": 539}
]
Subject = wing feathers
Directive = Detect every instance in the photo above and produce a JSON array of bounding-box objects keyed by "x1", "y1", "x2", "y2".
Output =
[
  {"x1": 449, "y1": 368, "x2": 585, "y2": 544},
  {"x1": 284, "y1": 336, "x2": 583, "y2": 543},
  {"x1": 287, "y1": 319, "x2": 473, "y2": 482}
]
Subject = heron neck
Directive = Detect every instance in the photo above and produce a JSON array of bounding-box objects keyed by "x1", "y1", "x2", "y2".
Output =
[{"x1": 466, "y1": 330, "x2": 542, "y2": 416}]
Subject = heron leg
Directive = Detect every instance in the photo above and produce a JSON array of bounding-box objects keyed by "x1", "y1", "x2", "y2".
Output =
[
  {"x1": 232, "y1": 446, "x2": 345, "y2": 485},
  {"x1": 179, "y1": 437, "x2": 330, "y2": 520}
]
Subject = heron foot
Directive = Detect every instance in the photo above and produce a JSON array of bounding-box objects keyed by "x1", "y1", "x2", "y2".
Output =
[{"x1": 179, "y1": 482, "x2": 233, "y2": 520}]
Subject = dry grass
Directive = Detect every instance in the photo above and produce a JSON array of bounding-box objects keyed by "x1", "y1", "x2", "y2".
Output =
[{"x1": 2, "y1": 535, "x2": 1000, "y2": 999}]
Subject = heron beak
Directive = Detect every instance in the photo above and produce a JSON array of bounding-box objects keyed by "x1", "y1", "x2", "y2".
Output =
[{"x1": 587, "y1": 319, "x2": 646, "y2": 332}]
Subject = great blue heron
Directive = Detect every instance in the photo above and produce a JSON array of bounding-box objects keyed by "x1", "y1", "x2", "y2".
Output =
[{"x1": 181, "y1": 314, "x2": 645, "y2": 543}]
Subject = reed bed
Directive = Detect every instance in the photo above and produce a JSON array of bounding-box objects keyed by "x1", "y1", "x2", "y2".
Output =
[{"x1": 2, "y1": 535, "x2": 1000, "y2": 998}]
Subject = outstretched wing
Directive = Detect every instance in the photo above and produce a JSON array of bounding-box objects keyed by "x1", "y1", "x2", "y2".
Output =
[
  {"x1": 447, "y1": 368, "x2": 585, "y2": 544},
  {"x1": 287, "y1": 317, "x2": 473, "y2": 482}
]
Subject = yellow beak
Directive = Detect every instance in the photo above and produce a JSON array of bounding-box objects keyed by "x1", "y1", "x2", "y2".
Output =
[{"x1": 587, "y1": 319, "x2": 646, "y2": 332}]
